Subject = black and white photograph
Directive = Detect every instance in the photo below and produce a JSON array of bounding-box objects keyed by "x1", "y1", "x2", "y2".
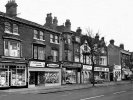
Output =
[{"x1": 0, "y1": 0, "x2": 133, "y2": 100}]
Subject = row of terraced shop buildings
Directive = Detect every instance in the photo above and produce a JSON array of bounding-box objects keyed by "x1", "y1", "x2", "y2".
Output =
[{"x1": 0, "y1": 1, "x2": 133, "y2": 89}]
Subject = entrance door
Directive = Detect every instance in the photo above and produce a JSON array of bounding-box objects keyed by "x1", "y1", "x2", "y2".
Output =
[
  {"x1": 29, "y1": 72, "x2": 35, "y2": 85},
  {"x1": 110, "y1": 73, "x2": 113, "y2": 81},
  {"x1": 35, "y1": 72, "x2": 38, "y2": 85}
]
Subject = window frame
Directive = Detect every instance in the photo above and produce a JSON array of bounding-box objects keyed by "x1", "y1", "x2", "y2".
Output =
[
  {"x1": 39, "y1": 31, "x2": 45, "y2": 41},
  {"x1": 4, "y1": 22, "x2": 11, "y2": 34},
  {"x1": 4, "y1": 40, "x2": 21, "y2": 57},
  {"x1": 33, "y1": 45, "x2": 45, "y2": 60},
  {"x1": 13, "y1": 24, "x2": 19, "y2": 35},
  {"x1": 51, "y1": 50, "x2": 58, "y2": 62}
]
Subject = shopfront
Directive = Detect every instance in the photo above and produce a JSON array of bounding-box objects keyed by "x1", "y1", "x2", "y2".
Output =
[
  {"x1": 94, "y1": 67, "x2": 109, "y2": 81},
  {"x1": 28, "y1": 61, "x2": 61, "y2": 88},
  {"x1": 62, "y1": 62, "x2": 82, "y2": 84},
  {"x1": 121, "y1": 68, "x2": 132, "y2": 80},
  {"x1": 113, "y1": 65, "x2": 121, "y2": 81},
  {"x1": 82, "y1": 65, "x2": 92, "y2": 83},
  {"x1": 0, "y1": 63, "x2": 26, "y2": 88}
]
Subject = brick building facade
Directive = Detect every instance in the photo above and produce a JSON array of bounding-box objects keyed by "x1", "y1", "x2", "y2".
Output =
[{"x1": 0, "y1": 0, "x2": 62, "y2": 88}]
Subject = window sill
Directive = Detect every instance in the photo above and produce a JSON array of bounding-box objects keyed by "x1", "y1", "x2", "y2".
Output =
[
  {"x1": 4, "y1": 31, "x2": 12, "y2": 34},
  {"x1": 50, "y1": 42, "x2": 59, "y2": 44},
  {"x1": 4, "y1": 31, "x2": 20, "y2": 36},
  {"x1": 34, "y1": 38, "x2": 45, "y2": 41},
  {"x1": 2, "y1": 56, "x2": 22, "y2": 59},
  {"x1": 13, "y1": 33, "x2": 19, "y2": 36}
]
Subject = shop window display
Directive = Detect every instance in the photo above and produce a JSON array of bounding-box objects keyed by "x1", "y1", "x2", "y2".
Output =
[
  {"x1": 45, "y1": 72, "x2": 59, "y2": 84},
  {"x1": 11, "y1": 68, "x2": 26, "y2": 86},
  {"x1": 66, "y1": 70, "x2": 77, "y2": 84},
  {"x1": 0, "y1": 69, "x2": 9, "y2": 87}
]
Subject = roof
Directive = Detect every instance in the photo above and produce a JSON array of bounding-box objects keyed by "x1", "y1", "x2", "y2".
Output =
[
  {"x1": 108, "y1": 43, "x2": 131, "y2": 55},
  {"x1": 0, "y1": 11, "x2": 61, "y2": 34}
]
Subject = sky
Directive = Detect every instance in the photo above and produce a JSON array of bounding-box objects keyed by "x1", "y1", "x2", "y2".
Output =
[{"x1": 0, "y1": 0, "x2": 133, "y2": 51}]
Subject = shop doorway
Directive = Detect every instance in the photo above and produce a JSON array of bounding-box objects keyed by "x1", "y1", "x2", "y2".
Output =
[
  {"x1": 110, "y1": 73, "x2": 113, "y2": 81},
  {"x1": 29, "y1": 71, "x2": 45, "y2": 86}
]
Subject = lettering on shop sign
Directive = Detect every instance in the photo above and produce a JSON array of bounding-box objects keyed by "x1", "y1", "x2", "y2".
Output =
[
  {"x1": 94, "y1": 67, "x2": 109, "y2": 72},
  {"x1": 114, "y1": 65, "x2": 121, "y2": 69},
  {"x1": 63, "y1": 62, "x2": 81, "y2": 68},
  {"x1": 47, "y1": 64, "x2": 59, "y2": 67},
  {"x1": 29, "y1": 61, "x2": 45, "y2": 67},
  {"x1": 83, "y1": 65, "x2": 92, "y2": 70}
]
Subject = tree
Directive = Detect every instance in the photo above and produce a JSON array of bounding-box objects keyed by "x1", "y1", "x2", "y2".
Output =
[{"x1": 81, "y1": 30, "x2": 106, "y2": 86}]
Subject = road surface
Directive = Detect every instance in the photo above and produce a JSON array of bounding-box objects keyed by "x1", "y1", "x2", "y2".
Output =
[{"x1": 0, "y1": 83, "x2": 133, "y2": 100}]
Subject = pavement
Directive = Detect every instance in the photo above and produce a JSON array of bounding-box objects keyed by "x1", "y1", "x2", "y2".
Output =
[{"x1": 0, "y1": 81, "x2": 131, "y2": 94}]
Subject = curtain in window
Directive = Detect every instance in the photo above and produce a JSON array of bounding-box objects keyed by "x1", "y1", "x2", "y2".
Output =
[
  {"x1": 13, "y1": 24, "x2": 18, "y2": 34},
  {"x1": 38, "y1": 47, "x2": 45, "y2": 60},
  {"x1": 4, "y1": 22, "x2": 11, "y2": 33}
]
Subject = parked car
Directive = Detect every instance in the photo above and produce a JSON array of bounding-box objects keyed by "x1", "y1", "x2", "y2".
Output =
[{"x1": 90, "y1": 76, "x2": 104, "y2": 84}]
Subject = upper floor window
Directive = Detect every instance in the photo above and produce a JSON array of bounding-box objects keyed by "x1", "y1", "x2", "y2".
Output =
[
  {"x1": 75, "y1": 55, "x2": 80, "y2": 62},
  {"x1": 4, "y1": 22, "x2": 19, "y2": 35},
  {"x1": 75, "y1": 36, "x2": 80, "y2": 43},
  {"x1": 99, "y1": 56, "x2": 107, "y2": 66},
  {"x1": 34, "y1": 30, "x2": 45, "y2": 41},
  {"x1": 33, "y1": 45, "x2": 45, "y2": 60},
  {"x1": 40, "y1": 31, "x2": 45, "y2": 40},
  {"x1": 13, "y1": 24, "x2": 18, "y2": 35},
  {"x1": 4, "y1": 40, "x2": 21, "y2": 57},
  {"x1": 50, "y1": 34, "x2": 59, "y2": 44},
  {"x1": 4, "y1": 22, "x2": 11, "y2": 33},
  {"x1": 51, "y1": 50, "x2": 58, "y2": 62},
  {"x1": 65, "y1": 50, "x2": 72, "y2": 61},
  {"x1": 34, "y1": 30, "x2": 39, "y2": 39},
  {"x1": 50, "y1": 34, "x2": 54, "y2": 43}
]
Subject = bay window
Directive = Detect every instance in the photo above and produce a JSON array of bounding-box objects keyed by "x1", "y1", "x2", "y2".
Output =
[{"x1": 4, "y1": 40, "x2": 21, "y2": 57}]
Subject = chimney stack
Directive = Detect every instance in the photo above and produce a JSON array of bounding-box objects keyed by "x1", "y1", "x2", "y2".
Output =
[
  {"x1": 76, "y1": 27, "x2": 82, "y2": 35},
  {"x1": 44, "y1": 13, "x2": 53, "y2": 29},
  {"x1": 110, "y1": 39, "x2": 114, "y2": 45},
  {"x1": 65, "y1": 19, "x2": 71, "y2": 32},
  {"x1": 53, "y1": 17, "x2": 58, "y2": 30},
  {"x1": 120, "y1": 44, "x2": 124, "y2": 49},
  {"x1": 5, "y1": 0, "x2": 18, "y2": 17}
]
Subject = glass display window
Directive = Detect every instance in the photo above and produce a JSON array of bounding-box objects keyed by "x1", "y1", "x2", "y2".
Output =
[
  {"x1": 45, "y1": 72, "x2": 59, "y2": 84},
  {"x1": 0, "y1": 69, "x2": 9, "y2": 87},
  {"x1": 66, "y1": 70, "x2": 77, "y2": 84},
  {"x1": 11, "y1": 68, "x2": 26, "y2": 86}
]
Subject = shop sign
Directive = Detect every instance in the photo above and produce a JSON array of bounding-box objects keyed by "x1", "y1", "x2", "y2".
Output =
[
  {"x1": 114, "y1": 65, "x2": 121, "y2": 69},
  {"x1": 47, "y1": 64, "x2": 59, "y2": 67},
  {"x1": 94, "y1": 67, "x2": 109, "y2": 72},
  {"x1": 63, "y1": 62, "x2": 81, "y2": 68},
  {"x1": 83, "y1": 65, "x2": 92, "y2": 70},
  {"x1": 29, "y1": 61, "x2": 45, "y2": 67}
]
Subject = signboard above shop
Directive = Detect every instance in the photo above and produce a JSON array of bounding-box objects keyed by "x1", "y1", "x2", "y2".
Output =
[
  {"x1": 29, "y1": 61, "x2": 45, "y2": 67},
  {"x1": 62, "y1": 62, "x2": 81, "y2": 68},
  {"x1": 114, "y1": 65, "x2": 121, "y2": 69},
  {"x1": 94, "y1": 67, "x2": 109, "y2": 72},
  {"x1": 47, "y1": 64, "x2": 59, "y2": 67},
  {"x1": 83, "y1": 65, "x2": 92, "y2": 70}
]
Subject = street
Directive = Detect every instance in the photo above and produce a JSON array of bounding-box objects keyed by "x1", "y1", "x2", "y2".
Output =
[{"x1": 0, "y1": 83, "x2": 133, "y2": 100}]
